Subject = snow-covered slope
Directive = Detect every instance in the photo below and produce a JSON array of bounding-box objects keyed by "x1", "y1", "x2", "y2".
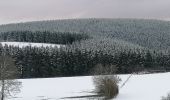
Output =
[
  {"x1": 1, "y1": 42, "x2": 62, "y2": 48},
  {"x1": 10, "y1": 72, "x2": 170, "y2": 100}
]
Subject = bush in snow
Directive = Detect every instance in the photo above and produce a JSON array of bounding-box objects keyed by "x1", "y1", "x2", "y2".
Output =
[
  {"x1": 162, "y1": 93, "x2": 170, "y2": 100},
  {"x1": 92, "y1": 64, "x2": 120, "y2": 99},
  {"x1": 93, "y1": 75, "x2": 120, "y2": 99}
]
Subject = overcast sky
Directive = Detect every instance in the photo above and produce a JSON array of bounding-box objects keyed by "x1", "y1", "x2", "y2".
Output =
[{"x1": 0, "y1": 0, "x2": 170, "y2": 24}]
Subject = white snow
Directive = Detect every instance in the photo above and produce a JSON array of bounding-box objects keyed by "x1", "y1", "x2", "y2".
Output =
[
  {"x1": 10, "y1": 76, "x2": 94, "y2": 100},
  {"x1": 9, "y1": 72, "x2": 170, "y2": 100},
  {"x1": 116, "y1": 73, "x2": 170, "y2": 100},
  {"x1": 1, "y1": 42, "x2": 62, "y2": 48}
]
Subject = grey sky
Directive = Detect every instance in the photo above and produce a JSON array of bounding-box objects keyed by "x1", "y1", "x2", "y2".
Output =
[{"x1": 0, "y1": 0, "x2": 170, "y2": 24}]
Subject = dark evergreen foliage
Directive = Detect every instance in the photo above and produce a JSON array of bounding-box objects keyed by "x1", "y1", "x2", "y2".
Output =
[
  {"x1": 0, "y1": 44, "x2": 169, "y2": 78},
  {"x1": 0, "y1": 31, "x2": 89, "y2": 44}
]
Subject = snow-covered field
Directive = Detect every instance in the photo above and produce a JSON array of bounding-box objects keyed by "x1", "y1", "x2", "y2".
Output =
[
  {"x1": 9, "y1": 72, "x2": 170, "y2": 100},
  {"x1": 1, "y1": 42, "x2": 62, "y2": 48}
]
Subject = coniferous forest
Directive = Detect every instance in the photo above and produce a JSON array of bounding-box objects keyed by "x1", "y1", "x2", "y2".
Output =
[{"x1": 0, "y1": 19, "x2": 170, "y2": 78}]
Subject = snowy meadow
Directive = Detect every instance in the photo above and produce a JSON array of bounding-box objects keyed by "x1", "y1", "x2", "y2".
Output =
[{"x1": 8, "y1": 72, "x2": 170, "y2": 100}]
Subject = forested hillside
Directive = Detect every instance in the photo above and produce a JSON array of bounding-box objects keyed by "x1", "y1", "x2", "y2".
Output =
[
  {"x1": 0, "y1": 19, "x2": 170, "y2": 78},
  {"x1": 1, "y1": 19, "x2": 170, "y2": 50}
]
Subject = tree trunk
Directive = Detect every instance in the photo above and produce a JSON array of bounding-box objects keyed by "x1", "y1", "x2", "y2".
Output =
[{"x1": 1, "y1": 80, "x2": 4, "y2": 100}]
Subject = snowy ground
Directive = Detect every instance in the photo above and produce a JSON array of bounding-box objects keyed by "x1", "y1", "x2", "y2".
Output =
[
  {"x1": 116, "y1": 73, "x2": 170, "y2": 100},
  {"x1": 1, "y1": 42, "x2": 62, "y2": 48},
  {"x1": 8, "y1": 72, "x2": 170, "y2": 100}
]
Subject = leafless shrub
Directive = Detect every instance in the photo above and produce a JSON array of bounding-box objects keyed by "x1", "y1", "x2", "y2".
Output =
[
  {"x1": 92, "y1": 64, "x2": 121, "y2": 99},
  {"x1": 93, "y1": 75, "x2": 120, "y2": 99}
]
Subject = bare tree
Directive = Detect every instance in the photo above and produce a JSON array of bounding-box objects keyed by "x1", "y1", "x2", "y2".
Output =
[{"x1": 0, "y1": 52, "x2": 21, "y2": 100}]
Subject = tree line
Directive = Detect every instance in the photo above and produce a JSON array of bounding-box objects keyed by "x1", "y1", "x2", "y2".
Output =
[
  {"x1": 0, "y1": 31, "x2": 89, "y2": 44},
  {"x1": 0, "y1": 44, "x2": 170, "y2": 78}
]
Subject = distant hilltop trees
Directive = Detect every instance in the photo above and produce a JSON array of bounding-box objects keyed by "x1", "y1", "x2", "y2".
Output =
[{"x1": 1, "y1": 19, "x2": 170, "y2": 50}]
